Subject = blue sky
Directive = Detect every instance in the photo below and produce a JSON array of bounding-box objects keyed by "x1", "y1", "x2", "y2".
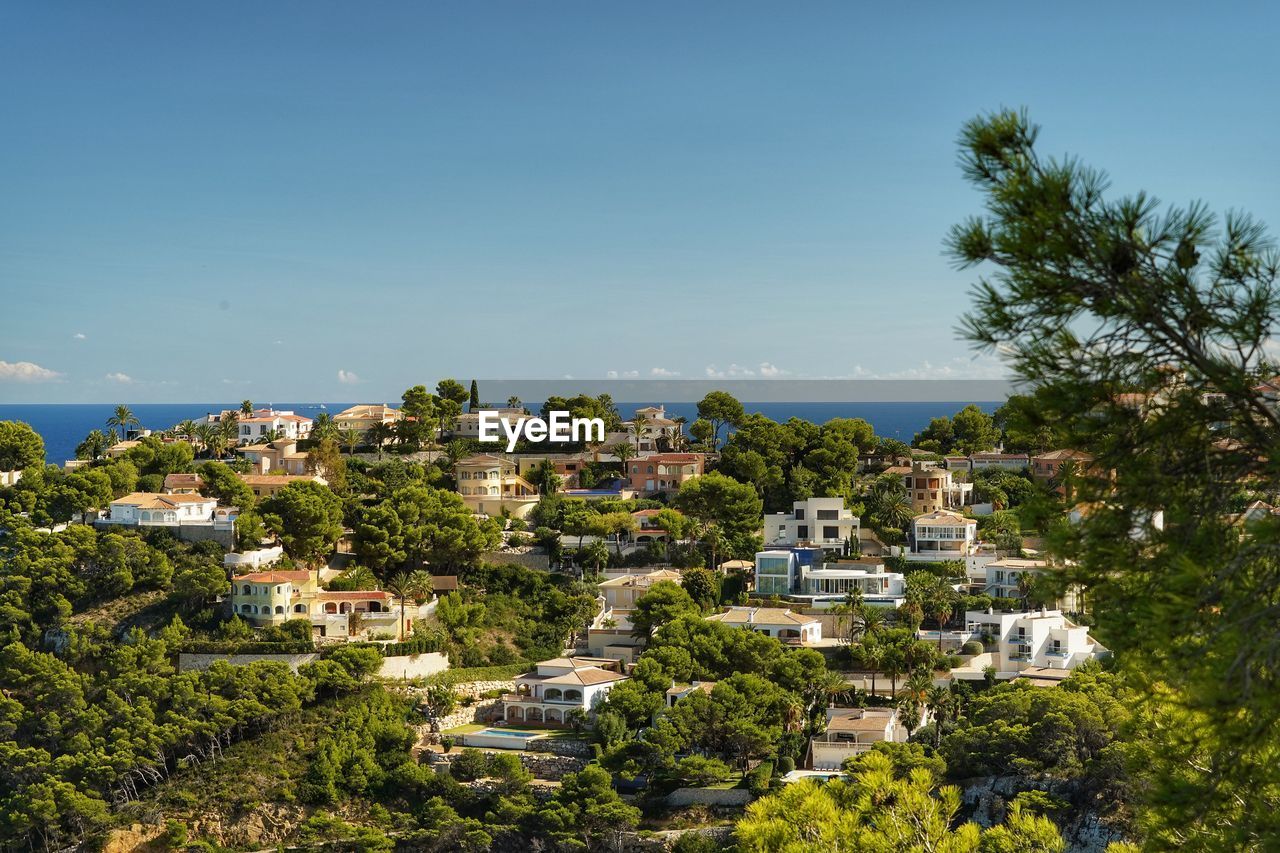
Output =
[{"x1": 3, "y1": 2, "x2": 1278, "y2": 402}]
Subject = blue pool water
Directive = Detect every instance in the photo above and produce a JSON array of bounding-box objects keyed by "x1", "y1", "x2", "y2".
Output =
[{"x1": 474, "y1": 728, "x2": 541, "y2": 738}]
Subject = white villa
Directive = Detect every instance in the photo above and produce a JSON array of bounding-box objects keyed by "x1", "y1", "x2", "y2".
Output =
[
  {"x1": 809, "y1": 707, "x2": 907, "y2": 770},
  {"x1": 754, "y1": 551, "x2": 906, "y2": 609},
  {"x1": 453, "y1": 408, "x2": 530, "y2": 440},
  {"x1": 236, "y1": 409, "x2": 313, "y2": 443},
  {"x1": 982, "y1": 557, "x2": 1085, "y2": 613},
  {"x1": 951, "y1": 607, "x2": 1108, "y2": 680},
  {"x1": 503, "y1": 657, "x2": 628, "y2": 725},
  {"x1": 764, "y1": 497, "x2": 860, "y2": 550},
  {"x1": 908, "y1": 510, "x2": 979, "y2": 560},
  {"x1": 105, "y1": 492, "x2": 229, "y2": 528},
  {"x1": 238, "y1": 439, "x2": 312, "y2": 476},
  {"x1": 705, "y1": 606, "x2": 822, "y2": 645}
]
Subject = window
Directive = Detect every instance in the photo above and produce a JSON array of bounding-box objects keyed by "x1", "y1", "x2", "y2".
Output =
[
  {"x1": 823, "y1": 525, "x2": 839, "y2": 539},
  {"x1": 817, "y1": 509, "x2": 839, "y2": 520},
  {"x1": 795, "y1": 509, "x2": 805, "y2": 520},
  {"x1": 797, "y1": 525, "x2": 809, "y2": 538}
]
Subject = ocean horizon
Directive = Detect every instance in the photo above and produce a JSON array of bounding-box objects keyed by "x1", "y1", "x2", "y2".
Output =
[{"x1": 0, "y1": 400, "x2": 1000, "y2": 464}]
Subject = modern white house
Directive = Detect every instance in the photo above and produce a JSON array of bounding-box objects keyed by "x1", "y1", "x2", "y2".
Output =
[
  {"x1": 968, "y1": 452, "x2": 1031, "y2": 472},
  {"x1": 796, "y1": 560, "x2": 907, "y2": 608},
  {"x1": 764, "y1": 497, "x2": 860, "y2": 550},
  {"x1": 808, "y1": 707, "x2": 907, "y2": 770},
  {"x1": 908, "y1": 511, "x2": 978, "y2": 560},
  {"x1": 705, "y1": 606, "x2": 822, "y2": 645},
  {"x1": 952, "y1": 607, "x2": 1107, "y2": 679},
  {"x1": 982, "y1": 557, "x2": 1085, "y2": 613},
  {"x1": 503, "y1": 657, "x2": 628, "y2": 725},
  {"x1": 754, "y1": 550, "x2": 906, "y2": 609}
]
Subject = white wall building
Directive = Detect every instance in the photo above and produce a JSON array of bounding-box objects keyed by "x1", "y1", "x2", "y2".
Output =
[
  {"x1": 503, "y1": 657, "x2": 627, "y2": 725},
  {"x1": 453, "y1": 408, "x2": 531, "y2": 439},
  {"x1": 705, "y1": 606, "x2": 822, "y2": 645},
  {"x1": 961, "y1": 607, "x2": 1106, "y2": 675},
  {"x1": 106, "y1": 492, "x2": 223, "y2": 527},
  {"x1": 237, "y1": 410, "x2": 312, "y2": 443},
  {"x1": 764, "y1": 496, "x2": 860, "y2": 549},
  {"x1": 809, "y1": 707, "x2": 907, "y2": 770}
]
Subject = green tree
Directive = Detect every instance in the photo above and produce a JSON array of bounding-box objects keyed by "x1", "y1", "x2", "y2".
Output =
[
  {"x1": 0, "y1": 422, "x2": 45, "y2": 471},
  {"x1": 260, "y1": 481, "x2": 344, "y2": 577},
  {"x1": 946, "y1": 107, "x2": 1280, "y2": 848},
  {"x1": 696, "y1": 391, "x2": 745, "y2": 450},
  {"x1": 383, "y1": 570, "x2": 432, "y2": 640},
  {"x1": 630, "y1": 580, "x2": 700, "y2": 637}
]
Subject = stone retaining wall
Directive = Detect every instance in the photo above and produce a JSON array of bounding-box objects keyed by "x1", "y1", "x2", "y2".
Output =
[
  {"x1": 664, "y1": 787, "x2": 754, "y2": 807},
  {"x1": 177, "y1": 652, "x2": 320, "y2": 673},
  {"x1": 378, "y1": 652, "x2": 450, "y2": 680},
  {"x1": 428, "y1": 749, "x2": 588, "y2": 780}
]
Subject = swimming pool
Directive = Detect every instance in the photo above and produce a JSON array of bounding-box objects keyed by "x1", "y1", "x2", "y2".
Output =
[{"x1": 461, "y1": 727, "x2": 547, "y2": 749}]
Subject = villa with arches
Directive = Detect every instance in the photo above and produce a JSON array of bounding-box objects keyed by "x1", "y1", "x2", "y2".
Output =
[
  {"x1": 502, "y1": 657, "x2": 627, "y2": 726},
  {"x1": 106, "y1": 492, "x2": 226, "y2": 528},
  {"x1": 229, "y1": 569, "x2": 423, "y2": 640}
]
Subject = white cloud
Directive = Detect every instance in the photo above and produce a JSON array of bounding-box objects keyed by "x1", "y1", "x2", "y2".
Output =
[
  {"x1": 649, "y1": 367, "x2": 681, "y2": 377},
  {"x1": 0, "y1": 360, "x2": 62, "y2": 382},
  {"x1": 704, "y1": 362, "x2": 787, "y2": 379},
  {"x1": 606, "y1": 370, "x2": 640, "y2": 379},
  {"x1": 104, "y1": 372, "x2": 134, "y2": 384},
  {"x1": 337, "y1": 369, "x2": 360, "y2": 385},
  {"x1": 73, "y1": 332, "x2": 86, "y2": 340}
]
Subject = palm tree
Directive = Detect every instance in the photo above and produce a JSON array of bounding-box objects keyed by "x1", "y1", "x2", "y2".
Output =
[
  {"x1": 219, "y1": 415, "x2": 240, "y2": 448},
  {"x1": 859, "y1": 606, "x2": 886, "y2": 641},
  {"x1": 927, "y1": 595, "x2": 954, "y2": 650},
  {"x1": 240, "y1": 400, "x2": 254, "y2": 416},
  {"x1": 195, "y1": 424, "x2": 218, "y2": 458},
  {"x1": 629, "y1": 412, "x2": 650, "y2": 455},
  {"x1": 76, "y1": 429, "x2": 109, "y2": 461},
  {"x1": 312, "y1": 412, "x2": 337, "y2": 442},
  {"x1": 384, "y1": 570, "x2": 433, "y2": 640},
  {"x1": 507, "y1": 396, "x2": 523, "y2": 410},
  {"x1": 342, "y1": 564, "x2": 378, "y2": 590},
  {"x1": 339, "y1": 428, "x2": 363, "y2": 456},
  {"x1": 926, "y1": 685, "x2": 952, "y2": 748},
  {"x1": 367, "y1": 422, "x2": 396, "y2": 459},
  {"x1": 862, "y1": 644, "x2": 883, "y2": 698},
  {"x1": 876, "y1": 490, "x2": 915, "y2": 532},
  {"x1": 1052, "y1": 458, "x2": 1081, "y2": 503},
  {"x1": 106, "y1": 405, "x2": 139, "y2": 439},
  {"x1": 882, "y1": 647, "x2": 905, "y2": 697},
  {"x1": 176, "y1": 419, "x2": 199, "y2": 446},
  {"x1": 610, "y1": 441, "x2": 636, "y2": 478}
]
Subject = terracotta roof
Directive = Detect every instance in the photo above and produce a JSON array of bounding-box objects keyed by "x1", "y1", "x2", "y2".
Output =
[
  {"x1": 913, "y1": 510, "x2": 973, "y2": 525},
  {"x1": 598, "y1": 569, "x2": 682, "y2": 589},
  {"x1": 113, "y1": 492, "x2": 215, "y2": 509},
  {"x1": 317, "y1": 590, "x2": 392, "y2": 601},
  {"x1": 706, "y1": 607, "x2": 819, "y2": 627},
  {"x1": 826, "y1": 709, "x2": 897, "y2": 732},
  {"x1": 1032, "y1": 449, "x2": 1094, "y2": 462},
  {"x1": 163, "y1": 473, "x2": 204, "y2": 489},
  {"x1": 237, "y1": 474, "x2": 320, "y2": 486},
  {"x1": 238, "y1": 570, "x2": 312, "y2": 583},
  {"x1": 456, "y1": 453, "x2": 512, "y2": 466}
]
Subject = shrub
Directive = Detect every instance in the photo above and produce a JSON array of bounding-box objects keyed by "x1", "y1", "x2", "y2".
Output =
[
  {"x1": 675, "y1": 755, "x2": 732, "y2": 787},
  {"x1": 960, "y1": 640, "x2": 984, "y2": 655},
  {"x1": 440, "y1": 736, "x2": 455, "y2": 754},
  {"x1": 449, "y1": 748, "x2": 489, "y2": 781},
  {"x1": 746, "y1": 763, "x2": 773, "y2": 797},
  {"x1": 775, "y1": 756, "x2": 796, "y2": 775}
]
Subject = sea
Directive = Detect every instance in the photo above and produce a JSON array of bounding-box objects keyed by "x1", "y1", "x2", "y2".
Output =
[{"x1": 0, "y1": 401, "x2": 999, "y2": 465}]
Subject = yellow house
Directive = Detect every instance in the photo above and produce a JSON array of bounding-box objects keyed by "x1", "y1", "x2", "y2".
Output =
[
  {"x1": 237, "y1": 473, "x2": 327, "y2": 499},
  {"x1": 228, "y1": 569, "x2": 421, "y2": 639},
  {"x1": 334, "y1": 404, "x2": 401, "y2": 433},
  {"x1": 454, "y1": 453, "x2": 540, "y2": 519},
  {"x1": 237, "y1": 439, "x2": 312, "y2": 475}
]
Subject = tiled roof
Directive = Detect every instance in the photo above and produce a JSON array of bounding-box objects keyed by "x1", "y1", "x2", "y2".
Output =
[
  {"x1": 238, "y1": 570, "x2": 312, "y2": 583},
  {"x1": 113, "y1": 492, "x2": 214, "y2": 509},
  {"x1": 706, "y1": 607, "x2": 819, "y2": 627}
]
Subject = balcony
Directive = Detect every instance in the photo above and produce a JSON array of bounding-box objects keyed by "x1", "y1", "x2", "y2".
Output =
[{"x1": 501, "y1": 692, "x2": 584, "y2": 706}]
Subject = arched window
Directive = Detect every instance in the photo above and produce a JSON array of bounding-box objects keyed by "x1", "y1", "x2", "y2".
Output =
[
  {"x1": 274, "y1": 605, "x2": 284, "y2": 614},
  {"x1": 647, "y1": 465, "x2": 654, "y2": 473},
  {"x1": 242, "y1": 584, "x2": 251, "y2": 595},
  {"x1": 564, "y1": 689, "x2": 583, "y2": 702},
  {"x1": 240, "y1": 604, "x2": 252, "y2": 613},
  {"x1": 294, "y1": 604, "x2": 307, "y2": 613}
]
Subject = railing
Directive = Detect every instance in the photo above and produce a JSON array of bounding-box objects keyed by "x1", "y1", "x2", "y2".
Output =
[{"x1": 501, "y1": 693, "x2": 583, "y2": 705}]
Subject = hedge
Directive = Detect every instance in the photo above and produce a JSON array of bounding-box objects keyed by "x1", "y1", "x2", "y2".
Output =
[{"x1": 424, "y1": 662, "x2": 534, "y2": 686}]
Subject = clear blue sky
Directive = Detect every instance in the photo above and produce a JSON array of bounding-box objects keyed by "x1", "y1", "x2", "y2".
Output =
[{"x1": 3, "y1": 2, "x2": 1277, "y2": 402}]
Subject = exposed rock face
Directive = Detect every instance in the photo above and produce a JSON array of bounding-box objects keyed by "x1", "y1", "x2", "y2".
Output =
[
  {"x1": 186, "y1": 803, "x2": 310, "y2": 848},
  {"x1": 961, "y1": 776, "x2": 1129, "y2": 853},
  {"x1": 102, "y1": 824, "x2": 164, "y2": 853}
]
